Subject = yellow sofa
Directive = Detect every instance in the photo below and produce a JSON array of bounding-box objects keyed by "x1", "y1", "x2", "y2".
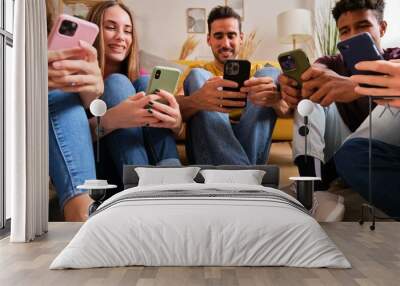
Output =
[{"x1": 176, "y1": 60, "x2": 293, "y2": 141}]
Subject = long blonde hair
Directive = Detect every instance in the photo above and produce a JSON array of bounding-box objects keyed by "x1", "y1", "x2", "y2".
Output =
[
  {"x1": 46, "y1": 0, "x2": 55, "y2": 34},
  {"x1": 87, "y1": 1, "x2": 140, "y2": 81}
]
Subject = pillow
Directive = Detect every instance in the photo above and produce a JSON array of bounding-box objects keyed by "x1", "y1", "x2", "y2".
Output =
[
  {"x1": 135, "y1": 167, "x2": 201, "y2": 186},
  {"x1": 200, "y1": 169, "x2": 266, "y2": 185},
  {"x1": 139, "y1": 50, "x2": 186, "y2": 73}
]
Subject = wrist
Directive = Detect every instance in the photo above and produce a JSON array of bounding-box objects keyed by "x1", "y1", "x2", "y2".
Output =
[{"x1": 100, "y1": 109, "x2": 115, "y2": 132}]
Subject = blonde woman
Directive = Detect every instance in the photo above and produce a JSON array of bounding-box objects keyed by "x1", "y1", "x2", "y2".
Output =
[{"x1": 48, "y1": 1, "x2": 181, "y2": 221}]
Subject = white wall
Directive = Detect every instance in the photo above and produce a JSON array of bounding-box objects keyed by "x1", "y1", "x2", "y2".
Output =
[
  {"x1": 382, "y1": 0, "x2": 400, "y2": 48},
  {"x1": 125, "y1": 0, "x2": 313, "y2": 60}
]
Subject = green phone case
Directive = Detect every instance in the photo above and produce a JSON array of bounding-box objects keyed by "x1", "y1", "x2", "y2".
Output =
[
  {"x1": 146, "y1": 66, "x2": 182, "y2": 95},
  {"x1": 278, "y1": 49, "x2": 311, "y2": 87}
]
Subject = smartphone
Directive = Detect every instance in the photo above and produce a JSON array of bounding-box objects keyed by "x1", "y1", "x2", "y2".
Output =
[
  {"x1": 146, "y1": 66, "x2": 182, "y2": 104},
  {"x1": 278, "y1": 49, "x2": 311, "y2": 87},
  {"x1": 48, "y1": 14, "x2": 99, "y2": 50},
  {"x1": 337, "y1": 32, "x2": 384, "y2": 77},
  {"x1": 223, "y1": 59, "x2": 251, "y2": 108}
]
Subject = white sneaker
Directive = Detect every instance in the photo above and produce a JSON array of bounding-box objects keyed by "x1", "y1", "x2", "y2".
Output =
[{"x1": 281, "y1": 182, "x2": 345, "y2": 222}]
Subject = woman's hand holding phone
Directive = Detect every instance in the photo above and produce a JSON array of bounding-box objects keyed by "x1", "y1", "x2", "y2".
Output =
[
  {"x1": 101, "y1": 92, "x2": 160, "y2": 132},
  {"x1": 48, "y1": 40, "x2": 104, "y2": 108},
  {"x1": 146, "y1": 89, "x2": 183, "y2": 134},
  {"x1": 101, "y1": 90, "x2": 183, "y2": 134}
]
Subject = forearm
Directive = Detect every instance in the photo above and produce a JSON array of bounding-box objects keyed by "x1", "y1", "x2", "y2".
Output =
[
  {"x1": 272, "y1": 99, "x2": 293, "y2": 118},
  {"x1": 80, "y1": 92, "x2": 101, "y2": 109},
  {"x1": 89, "y1": 108, "x2": 118, "y2": 142},
  {"x1": 176, "y1": 96, "x2": 200, "y2": 122}
]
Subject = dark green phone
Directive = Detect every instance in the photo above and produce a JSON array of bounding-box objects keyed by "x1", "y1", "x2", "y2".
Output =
[{"x1": 278, "y1": 49, "x2": 311, "y2": 87}]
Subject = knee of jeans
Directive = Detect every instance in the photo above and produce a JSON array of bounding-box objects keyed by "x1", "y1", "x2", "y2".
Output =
[
  {"x1": 105, "y1": 73, "x2": 132, "y2": 86},
  {"x1": 335, "y1": 139, "x2": 363, "y2": 171},
  {"x1": 48, "y1": 90, "x2": 81, "y2": 110},
  {"x1": 103, "y1": 73, "x2": 136, "y2": 105},
  {"x1": 254, "y1": 67, "x2": 281, "y2": 83},
  {"x1": 133, "y1": 75, "x2": 150, "y2": 93},
  {"x1": 184, "y1": 68, "x2": 211, "y2": 95}
]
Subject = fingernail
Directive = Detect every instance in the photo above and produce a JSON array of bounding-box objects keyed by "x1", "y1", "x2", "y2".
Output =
[
  {"x1": 149, "y1": 101, "x2": 154, "y2": 105},
  {"x1": 147, "y1": 108, "x2": 153, "y2": 114},
  {"x1": 144, "y1": 104, "x2": 151, "y2": 109},
  {"x1": 53, "y1": 62, "x2": 61, "y2": 69},
  {"x1": 155, "y1": 89, "x2": 160, "y2": 93}
]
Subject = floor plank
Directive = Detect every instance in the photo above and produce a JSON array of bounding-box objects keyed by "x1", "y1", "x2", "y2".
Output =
[{"x1": 1, "y1": 222, "x2": 400, "y2": 286}]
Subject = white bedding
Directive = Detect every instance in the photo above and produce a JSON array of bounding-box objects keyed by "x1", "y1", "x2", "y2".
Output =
[{"x1": 50, "y1": 183, "x2": 351, "y2": 269}]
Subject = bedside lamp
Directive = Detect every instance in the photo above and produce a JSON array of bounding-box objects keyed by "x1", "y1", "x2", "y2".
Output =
[{"x1": 277, "y1": 9, "x2": 313, "y2": 49}]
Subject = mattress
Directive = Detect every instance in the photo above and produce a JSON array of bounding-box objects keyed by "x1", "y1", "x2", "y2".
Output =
[{"x1": 50, "y1": 183, "x2": 351, "y2": 269}]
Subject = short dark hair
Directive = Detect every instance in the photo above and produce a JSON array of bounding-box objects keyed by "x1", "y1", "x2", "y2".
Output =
[
  {"x1": 207, "y1": 5, "x2": 242, "y2": 34},
  {"x1": 332, "y1": 0, "x2": 385, "y2": 22}
]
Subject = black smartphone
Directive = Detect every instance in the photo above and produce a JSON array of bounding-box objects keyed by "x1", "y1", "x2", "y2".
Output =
[
  {"x1": 223, "y1": 59, "x2": 251, "y2": 108},
  {"x1": 337, "y1": 32, "x2": 384, "y2": 79}
]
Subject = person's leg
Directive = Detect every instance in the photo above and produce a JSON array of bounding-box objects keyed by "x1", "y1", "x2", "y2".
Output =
[
  {"x1": 184, "y1": 68, "x2": 250, "y2": 165},
  {"x1": 132, "y1": 75, "x2": 150, "y2": 93},
  {"x1": 232, "y1": 67, "x2": 279, "y2": 164},
  {"x1": 348, "y1": 105, "x2": 400, "y2": 147},
  {"x1": 48, "y1": 89, "x2": 95, "y2": 221},
  {"x1": 335, "y1": 138, "x2": 400, "y2": 217},
  {"x1": 131, "y1": 74, "x2": 180, "y2": 165},
  {"x1": 292, "y1": 103, "x2": 351, "y2": 189},
  {"x1": 143, "y1": 127, "x2": 181, "y2": 166},
  {"x1": 101, "y1": 74, "x2": 150, "y2": 178}
]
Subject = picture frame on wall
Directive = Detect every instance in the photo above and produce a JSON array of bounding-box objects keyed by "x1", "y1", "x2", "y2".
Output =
[
  {"x1": 186, "y1": 8, "x2": 206, "y2": 34},
  {"x1": 225, "y1": 0, "x2": 244, "y2": 20}
]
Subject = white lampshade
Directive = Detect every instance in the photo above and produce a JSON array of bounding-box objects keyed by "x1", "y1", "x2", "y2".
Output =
[{"x1": 277, "y1": 9, "x2": 312, "y2": 48}]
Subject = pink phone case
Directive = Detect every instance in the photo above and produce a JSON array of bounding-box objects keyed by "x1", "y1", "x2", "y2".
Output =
[{"x1": 48, "y1": 14, "x2": 99, "y2": 50}]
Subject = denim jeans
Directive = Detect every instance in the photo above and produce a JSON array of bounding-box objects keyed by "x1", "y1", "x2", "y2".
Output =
[
  {"x1": 183, "y1": 67, "x2": 279, "y2": 165},
  {"x1": 335, "y1": 138, "x2": 400, "y2": 218},
  {"x1": 293, "y1": 103, "x2": 400, "y2": 164},
  {"x1": 49, "y1": 73, "x2": 180, "y2": 209}
]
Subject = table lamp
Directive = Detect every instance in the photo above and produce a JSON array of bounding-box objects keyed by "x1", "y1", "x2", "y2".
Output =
[{"x1": 277, "y1": 8, "x2": 313, "y2": 49}]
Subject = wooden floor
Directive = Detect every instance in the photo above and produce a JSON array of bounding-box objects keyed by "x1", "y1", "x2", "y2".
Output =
[{"x1": 1, "y1": 222, "x2": 399, "y2": 286}]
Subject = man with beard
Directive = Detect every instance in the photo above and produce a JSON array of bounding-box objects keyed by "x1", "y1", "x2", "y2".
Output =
[{"x1": 177, "y1": 6, "x2": 289, "y2": 165}]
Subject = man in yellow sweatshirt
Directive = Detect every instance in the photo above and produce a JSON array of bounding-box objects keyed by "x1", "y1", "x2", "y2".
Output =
[{"x1": 177, "y1": 6, "x2": 289, "y2": 165}]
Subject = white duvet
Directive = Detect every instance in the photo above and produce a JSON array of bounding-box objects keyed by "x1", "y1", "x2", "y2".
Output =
[{"x1": 50, "y1": 183, "x2": 351, "y2": 269}]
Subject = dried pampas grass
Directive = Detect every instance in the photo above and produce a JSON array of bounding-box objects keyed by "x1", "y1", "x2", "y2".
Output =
[
  {"x1": 179, "y1": 35, "x2": 200, "y2": 60},
  {"x1": 239, "y1": 30, "x2": 261, "y2": 60}
]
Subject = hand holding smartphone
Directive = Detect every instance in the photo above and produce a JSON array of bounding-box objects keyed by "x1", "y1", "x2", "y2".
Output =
[
  {"x1": 48, "y1": 14, "x2": 99, "y2": 50},
  {"x1": 278, "y1": 49, "x2": 311, "y2": 88},
  {"x1": 146, "y1": 66, "x2": 181, "y2": 104},
  {"x1": 223, "y1": 59, "x2": 251, "y2": 108},
  {"x1": 337, "y1": 32, "x2": 384, "y2": 76}
]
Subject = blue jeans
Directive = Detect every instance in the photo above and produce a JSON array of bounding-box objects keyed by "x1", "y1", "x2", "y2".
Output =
[
  {"x1": 335, "y1": 138, "x2": 400, "y2": 217},
  {"x1": 183, "y1": 67, "x2": 279, "y2": 165},
  {"x1": 49, "y1": 73, "x2": 180, "y2": 209}
]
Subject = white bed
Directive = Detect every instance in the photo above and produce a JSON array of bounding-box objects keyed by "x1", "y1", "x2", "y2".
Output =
[{"x1": 50, "y1": 183, "x2": 351, "y2": 269}]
